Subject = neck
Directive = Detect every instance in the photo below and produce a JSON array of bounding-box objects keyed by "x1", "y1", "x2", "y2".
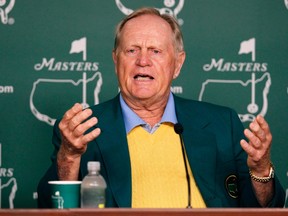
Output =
[{"x1": 123, "y1": 94, "x2": 169, "y2": 127}]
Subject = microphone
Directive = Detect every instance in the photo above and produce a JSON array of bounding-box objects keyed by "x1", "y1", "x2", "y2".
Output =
[{"x1": 174, "y1": 123, "x2": 192, "y2": 208}]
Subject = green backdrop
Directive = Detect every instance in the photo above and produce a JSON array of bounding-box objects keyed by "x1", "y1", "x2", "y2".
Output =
[{"x1": 0, "y1": 0, "x2": 287, "y2": 208}]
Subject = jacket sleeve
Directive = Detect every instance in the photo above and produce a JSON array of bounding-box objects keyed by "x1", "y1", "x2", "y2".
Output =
[{"x1": 37, "y1": 120, "x2": 62, "y2": 208}]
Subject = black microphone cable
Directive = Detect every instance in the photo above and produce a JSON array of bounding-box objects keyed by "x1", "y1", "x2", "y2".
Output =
[{"x1": 174, "y1": 123, "x2": 192, "y2": 208}]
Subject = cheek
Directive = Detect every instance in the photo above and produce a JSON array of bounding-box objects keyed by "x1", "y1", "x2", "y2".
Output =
[
  {"x1": 155, "y1": 59, "x2": 176, "y2": 78},
  {"x1": 116, "y1": 63, "x2": 131, "y2": 84},
  {"x1": 118, "y1": 56, "x2": 134, "y2": 70}
]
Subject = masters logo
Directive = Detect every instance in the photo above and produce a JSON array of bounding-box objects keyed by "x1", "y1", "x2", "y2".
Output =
[
  {"x1": 0, "y1": 143, "x2": 17, "y2": 209},
  {"x1": 31, "y1": 37, "x2": 103, "y2": 126},
  {"x1": 200, "y1": 38, "x2": 271, "y2": 122}
]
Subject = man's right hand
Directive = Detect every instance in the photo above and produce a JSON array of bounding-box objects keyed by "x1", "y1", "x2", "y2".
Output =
[{"x1": 57, "y1": 103, "x2": 101, "y2": 180}]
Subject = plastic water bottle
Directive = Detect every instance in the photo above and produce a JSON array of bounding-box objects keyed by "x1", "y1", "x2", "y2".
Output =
[{"x1": 81, "y1": 161, "x2": 107, "y2": 208}]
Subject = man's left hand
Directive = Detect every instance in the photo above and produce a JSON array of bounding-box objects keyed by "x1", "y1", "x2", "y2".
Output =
[{"x1": 240, "y1": 115, "x2": 272, "y2": 176}]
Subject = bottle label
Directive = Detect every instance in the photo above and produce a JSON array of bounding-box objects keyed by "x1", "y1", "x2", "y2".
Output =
[{"x1": 98, "y1": 203, "x2": 105, "y2": 208}]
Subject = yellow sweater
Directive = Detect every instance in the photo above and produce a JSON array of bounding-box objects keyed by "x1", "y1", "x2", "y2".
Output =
[{"x1": 127, "y1": 123, "x2": 206, "y2": 208}]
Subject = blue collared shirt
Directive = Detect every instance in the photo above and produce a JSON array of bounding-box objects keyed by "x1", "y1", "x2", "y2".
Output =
[{"x1": 120, "y1": 92, "x2": 178, "y2": 134}]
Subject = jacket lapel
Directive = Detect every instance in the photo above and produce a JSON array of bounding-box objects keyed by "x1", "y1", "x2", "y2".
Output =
[
  {"x1": 174, "y1": 96, "x2": 222, "y2": 207},
  {"x1": 91, "y1": 95, "x2": 132, "y2": 207}
]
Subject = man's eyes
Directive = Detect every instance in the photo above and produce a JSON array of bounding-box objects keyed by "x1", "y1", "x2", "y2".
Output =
[
  {"x1": 126, "y1": 48, "x2": 139, "y2": 54},
  {"x1": 152, "y1": 49, "x2": 160, "y2": 54},
  {"x1": 125, "y1": 48, "x2": 161, "y2": 55},
  {"x1": 128, "y1": 49, "x2": 136, "y2": 53}
]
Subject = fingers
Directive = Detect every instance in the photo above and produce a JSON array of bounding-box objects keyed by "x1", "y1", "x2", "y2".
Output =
[
  {"x1": 255, "y1": 115, "x2": 272, "y2": 143},
  {"x1": 60, "y1": 103, "x2": 95, "y2": 132},
  {"x1": 240, "y1": 137, "x2": 254, "y2": 155},
  {"x1": 82, "y1": 127, "x2": 101, "y2": 144},
  {"x1": 63, "y1": 103, "x2": 83, "y2": 122},
  {"x1": 72, "y1": 116, "x2": 97, "y2": 137},
  {"x1": 61, "y1": 103, "x2": 91, "y2": 130},
  {"x1": 250, "y1": 116, "x2": 266, "y2": 140},
  {"x1": 244, "y1": 128, "x2": 262, "y2": 150},
  {"x1": 240, "y1": 115, "x2": 272, "y2": 172},
  {"x1": 59, "y1": 103, "x2": 100, "y2": 156},
  {"x1": 248, "y1": 115, "x2": 272, "y2": 148}
]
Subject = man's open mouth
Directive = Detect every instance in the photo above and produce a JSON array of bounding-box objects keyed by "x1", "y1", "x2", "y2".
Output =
[{"x1": 134, "y1": 74, "x2": 154, "y2": 80}]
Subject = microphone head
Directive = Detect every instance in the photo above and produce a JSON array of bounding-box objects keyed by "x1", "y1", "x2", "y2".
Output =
[{"x1": 174, "y1": 123, "x2": 184, "y2": 135}]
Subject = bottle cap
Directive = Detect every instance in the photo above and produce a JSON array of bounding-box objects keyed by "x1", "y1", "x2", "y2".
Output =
[{"x1": 87, "y1": 161, "x2": 100, "y2": 171}]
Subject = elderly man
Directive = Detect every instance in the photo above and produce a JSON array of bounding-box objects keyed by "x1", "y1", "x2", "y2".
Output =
[{"x1": 37, "y1": 7, "x2": 285, "y2": 208}]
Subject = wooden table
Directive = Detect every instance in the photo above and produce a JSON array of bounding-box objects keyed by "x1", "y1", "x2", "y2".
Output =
[{"x1": 0, "y1": 208, "x2": 287, "y2": 216}]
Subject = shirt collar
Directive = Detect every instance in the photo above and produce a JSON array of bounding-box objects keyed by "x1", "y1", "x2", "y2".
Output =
[{"x1": 120, "y1": 92, "x2": 177, "y2": 134}]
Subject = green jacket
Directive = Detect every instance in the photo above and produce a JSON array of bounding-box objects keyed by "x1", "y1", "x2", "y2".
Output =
[{"x1": 37, "y1": 94, "x2": 285, "y2": 208}]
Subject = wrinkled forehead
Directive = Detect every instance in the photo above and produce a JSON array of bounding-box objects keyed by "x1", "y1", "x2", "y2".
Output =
[{"x1": 119, "y1": 14, "x2": 174, "y2": 45}]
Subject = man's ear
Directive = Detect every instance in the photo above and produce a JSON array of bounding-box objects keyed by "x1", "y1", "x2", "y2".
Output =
[
  {"x1": 112, "y1": 50, "x2": 117, "y2": 64},
  {"x1": 173, "y1": 51, "x2": 186, "y2": 79},
  {"x1": 112, "y1": 51, "x2": 118, "y2": 74}
]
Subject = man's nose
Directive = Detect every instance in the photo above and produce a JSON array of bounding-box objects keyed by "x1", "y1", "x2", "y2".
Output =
[{"x1": 136, "y1": 51, "x2": 152, "y2": 66}]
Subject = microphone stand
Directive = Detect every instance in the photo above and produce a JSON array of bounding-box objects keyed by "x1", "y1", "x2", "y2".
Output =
[{"x1": 174, "y1": 123, "x2": 192, "y2": 208}]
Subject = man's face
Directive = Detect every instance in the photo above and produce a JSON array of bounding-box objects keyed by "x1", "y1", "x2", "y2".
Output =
[{"x1": 113, "y1": 14, "x2": 185, "y2": 105}]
